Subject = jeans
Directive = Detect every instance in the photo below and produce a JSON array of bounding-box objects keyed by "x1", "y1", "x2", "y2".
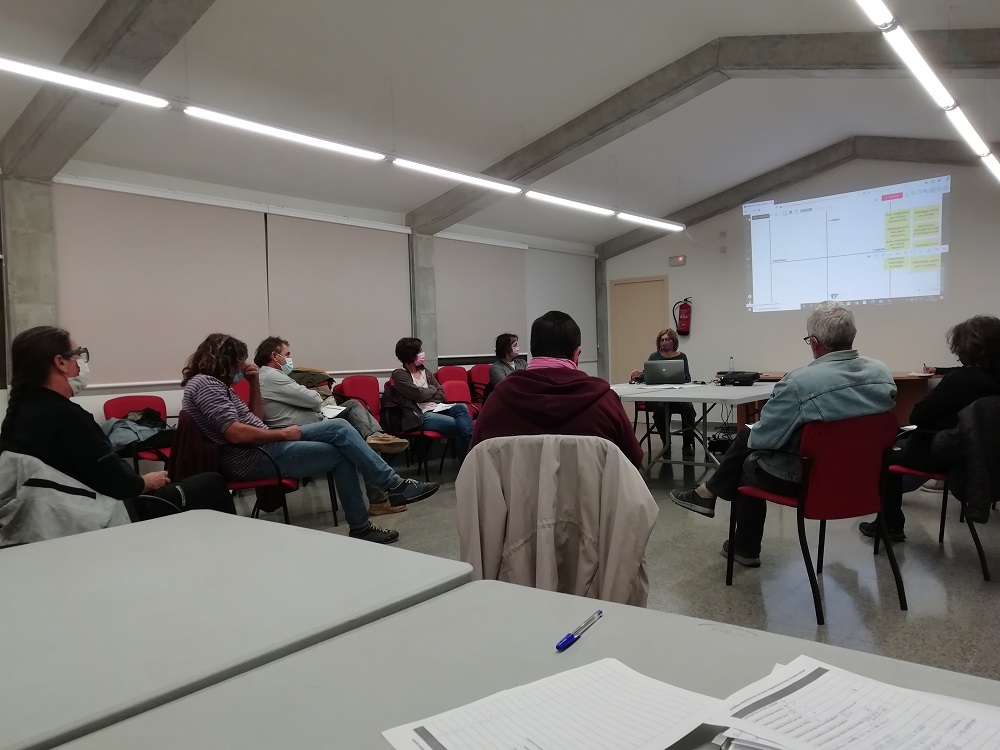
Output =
[
  {"x1": 706, "y1": 426, "x2": 800, "y2": 557},
  {"x1": 422, "y1": 404, "x2": 474, "y2": 459},
  {"x1": 335, "y1": 398, "x2": 383, "y2": 439},
  {"x1": 649, "y1": 402, "x2": 696, "y2": 449},
  {"x1": 258, "y1": 419, "x2": 398, "y2": 530}
]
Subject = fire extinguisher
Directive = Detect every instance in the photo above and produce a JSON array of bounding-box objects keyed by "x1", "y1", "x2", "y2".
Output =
[{"x1": 673, "y1": 297, "x2": 692, "y2": 336}]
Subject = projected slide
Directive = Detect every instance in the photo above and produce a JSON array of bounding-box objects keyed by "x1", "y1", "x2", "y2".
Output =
[{"x1": 743, "y1": 176, "x2": 950, "y2": 312}]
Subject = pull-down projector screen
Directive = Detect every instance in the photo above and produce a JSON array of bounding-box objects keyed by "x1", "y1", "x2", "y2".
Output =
[{"x1": 743, "y1": 176, "x2": 950, "y2": 312}]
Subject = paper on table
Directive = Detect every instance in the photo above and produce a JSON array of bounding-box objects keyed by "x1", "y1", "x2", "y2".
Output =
[
  {"x1": 907, "y1": 372, "x2": 934, "y2": 377},
  {"x1": 321, "y1": 404, "x2": 346, "y2": 419},
  {"x1": 716, "y1": 655, "x2": 1000, "y2": 750},
  {"x1": 383, "y1": 658, "x2": 720, "y2": 750}
]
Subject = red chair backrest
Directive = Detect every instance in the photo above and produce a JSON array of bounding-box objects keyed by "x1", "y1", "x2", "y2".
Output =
[
  {"x1": 104, "y1": 395, "x2": 168, "y2": 421},
  {"x1": 442, "y1": 380, "x2": 472, "y2": 404},
  {"x1": 469, "y1": 363, "x2": 491, "y2": 401},
  {"x1": 798, "y1": 411, "x2": 898, "y2": 520},
  {"x1": 232, "y1": 378, "x2": 251, "y2": 405},
  {"x1": 341, "y1": 375, "x2": 382, "y2": 421},
  {"x1": 435, "y1": 366, "x2": 467, "y2": 384}
]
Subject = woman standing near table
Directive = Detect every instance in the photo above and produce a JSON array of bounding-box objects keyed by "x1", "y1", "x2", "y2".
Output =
[{"x1": 629, "y1": 328, "x2": 696, "y2": 458}]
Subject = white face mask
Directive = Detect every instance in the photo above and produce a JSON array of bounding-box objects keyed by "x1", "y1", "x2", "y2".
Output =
[
  {"x1": 69, "y1": 360, "x2": 91, "y2": 396},
  {"x1": 280, "y1": 357, "x2": 294, "y2": 376}
]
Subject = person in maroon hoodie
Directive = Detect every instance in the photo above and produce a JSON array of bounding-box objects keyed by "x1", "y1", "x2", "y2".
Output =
[{"x1": 471, "y1": 310, "x2": 644, "y2": 468}]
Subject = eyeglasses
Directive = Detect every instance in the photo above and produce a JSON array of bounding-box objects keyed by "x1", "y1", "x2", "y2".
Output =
[
  {"x1": 63, "y1": 346, "x2": 90, "y2": 363},
  {"x1": 802, "y1": 336, "x2": 814, "y2": 345}
]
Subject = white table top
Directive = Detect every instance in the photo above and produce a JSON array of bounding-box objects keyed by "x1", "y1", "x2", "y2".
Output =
[
  {"x1": 612, "y1": 382, "x2": 775, "y2": 404},
  {"x1": 0, "y1": 512, "x2": 471, "y2": 750},
  {"x1": 58, "y1": 580, "x2": 1000, "y2": 750}
]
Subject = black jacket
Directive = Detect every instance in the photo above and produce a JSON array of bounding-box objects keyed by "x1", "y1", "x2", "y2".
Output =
[
  {"x1": 0, "y1": 386, "x2": 145, "y2": 499},
  {"x1": 910, "y1": 367, "x2": 1000, "y2": 430},
  {"x1": 933, "y1": 396, "x2": 1000, "y2": 523}
]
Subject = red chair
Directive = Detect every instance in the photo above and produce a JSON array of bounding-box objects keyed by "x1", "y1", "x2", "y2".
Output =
[
  {"x1": 888, "y1": 465, "x2": 990, "y2": 581},
  {"x1": 104, "y1": 395, "x2": 172, "y2": 470},
  {"x1": 340, "y1": 375, "x2": 382, "y2": 419},
  {"x1": 232, "y1": 377, "x2": 251, "y2": 404},
  {"x1": 469, "y1": 363, "x2": 491, "y2": 403},
  {"x1": 435, "y1": 366, "x2": 467, "y2": 384},
  {"x1": 734, "y1": 412, "x2": 905, "y2": 625},
  {"x1": 442, "y1": 380, "x2": 479, "y2": 419}
]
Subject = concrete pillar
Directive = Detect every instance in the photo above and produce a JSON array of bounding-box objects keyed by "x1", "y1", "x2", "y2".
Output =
[
  {"x1": 596, "y1": 259, "x2": 610, "y2": 381},
  {"x1": 408, "y1": 232, "x2": 438, "y2": 371},
  {"x1": 2, "y1": 177, "x2": 58, "y2": 338}
]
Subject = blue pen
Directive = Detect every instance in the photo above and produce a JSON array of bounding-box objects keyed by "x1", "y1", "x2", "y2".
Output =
[{"x1": 556, "y1": 610, "x2": 603, "y2": 652}]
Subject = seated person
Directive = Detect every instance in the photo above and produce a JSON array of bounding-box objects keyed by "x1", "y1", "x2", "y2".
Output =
[
  {"x1": 255, "y1": 336, "x2": 409, "y2": 515},
  {"x1": 629, "y1": 327, "x2": 697, "y2": 458},
  {"x1": 0, "y1": 326, "x2": 234, "y2": 518},
  {"x1": 670, "y1": 302, "x2": 896, "y2": 568},
  {"x1": 384, "y1": 339, "x2": 474, "y2": 461},
  {"x1": 860, "y1": 315, "x2": 1000, "y2": 541},
  {"x1": 471, "y1": 310, "x2": 643, "y2": 467},
  {"x1": 181, "y1": 334, "x2": 440, "y2": 543},
  {"x1": 489, "y1": 333, "x2": 526, "y2": 389}
]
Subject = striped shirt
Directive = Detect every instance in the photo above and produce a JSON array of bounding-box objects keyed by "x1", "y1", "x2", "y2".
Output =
[{"x1": 182, "y1": 374, "x2": 266, "y2": 479}]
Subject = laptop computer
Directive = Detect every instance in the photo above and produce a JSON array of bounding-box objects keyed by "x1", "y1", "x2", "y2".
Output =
[{"x1": 643, "y1": 359, "x2": 686, "y2": 385}]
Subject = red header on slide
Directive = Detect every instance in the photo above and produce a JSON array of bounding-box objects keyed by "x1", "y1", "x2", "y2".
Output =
[{"x1": 882, "y1": 192, "x2": 903, "y2": 201}]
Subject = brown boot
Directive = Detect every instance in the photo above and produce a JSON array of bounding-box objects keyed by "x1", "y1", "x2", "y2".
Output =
[
  {"x1": 369, "y1": 501, "x2": 406, "y2": 515},
  {"x1": 366, "y1": 433, "x2": 409, "y2": 454}
]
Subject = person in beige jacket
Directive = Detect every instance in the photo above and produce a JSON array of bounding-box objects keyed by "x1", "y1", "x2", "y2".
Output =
[{"x1": 457, "y1": 434, "x2": 658, "y2": 606}]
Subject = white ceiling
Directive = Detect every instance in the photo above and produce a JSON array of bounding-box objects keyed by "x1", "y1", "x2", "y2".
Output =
[{"x1": 0, "y1": 0, "x2": 998, "y2": 246}]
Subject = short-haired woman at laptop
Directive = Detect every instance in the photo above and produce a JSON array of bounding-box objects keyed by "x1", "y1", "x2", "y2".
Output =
[{"x1": 629, "y1": 328, "x2": 696, "y2": 458}]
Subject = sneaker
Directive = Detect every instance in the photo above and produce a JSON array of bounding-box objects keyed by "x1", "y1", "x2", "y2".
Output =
[
  {"x1": 682, "y1": 444, "x2": 696, "y2": 459},
  {"x1": 721, "y1": 540, "x2": 761, "y2": 568},
  {"x1": 670, "y1": 488, "x2": 716, "y2": 518},
  {"x1": 366, "y1": 434, "x2": 409, "y2": 454},
  {"x1": 388, "y1": 478, "x2": 440, "y2": 507},
  {"x1": 349, "y1": 523, "x2": 400, "y2": 544},
  {"x1": 858, "y1": 521, "x2": 905, "y2": 542},
  {"x1": 368, "y1": 501, "x2": 406, "y2": 516}
]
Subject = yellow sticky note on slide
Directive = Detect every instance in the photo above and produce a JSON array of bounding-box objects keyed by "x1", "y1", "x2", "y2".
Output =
[
  {"x1": 911, "y1": 255, "x2": 942, "y2": 271},
  {"x1": 884, "y1": 256, "x2": 908, "y2": 270}
]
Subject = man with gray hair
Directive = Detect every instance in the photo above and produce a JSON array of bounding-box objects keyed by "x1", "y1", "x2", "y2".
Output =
[{"x1": 671, "y1": 301, "x2": 896, "y2": 568}]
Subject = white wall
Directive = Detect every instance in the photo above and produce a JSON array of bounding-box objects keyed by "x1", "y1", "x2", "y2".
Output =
[
  {"x1": 606, "y1": 160, "x2": 1000, "y2": 381},
  {"x1": 526, "y1": 249, "x2": 598, "y2": 376}
]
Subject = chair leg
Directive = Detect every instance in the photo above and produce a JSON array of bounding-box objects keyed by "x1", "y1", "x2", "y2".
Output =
[
  {"x1": 281, "y1": 495, "x2": 291, "y2": 525},
  {"x1": 939, "y1": 482, "x2": 949, "y2": 544},
  {"x1": 726, "y1": 506, "x2": 736, "y2": 586},
  {"x1": 797, "y1": 511, "x2": 824, "y2": 626},
  {"x1": 962, "y1": 504, "x2": 991, "y2": 582},
  {"x1": 816, "y1": 520, "x2": 827, "y2": 575},
  {"x1": 420, "y1": 437, "x2": 430, "y2": 482},
  {"x1": 326, "y1": 472, "x2": 339, "y2": 527},
  {"x1": 439, "y1": 439, "x2": 450, "y2": 474},
  {"x1": 878, "y1": 512, "x2": 908, "y2": 611}
]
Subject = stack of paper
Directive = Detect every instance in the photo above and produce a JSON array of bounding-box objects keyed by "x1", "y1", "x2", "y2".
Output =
[
  {"x1": 385, "y1": 655, "x2": 1000, "y2": 750},
  {"x1": 383, "y1": 659, "x2": 720, "y2": 750},
  {"x1": 713, "y1": 655, "x2": 1000, "y2": 750},
  {"x1": 321, "y1": 404, "x2": 346, "y2": 419}
]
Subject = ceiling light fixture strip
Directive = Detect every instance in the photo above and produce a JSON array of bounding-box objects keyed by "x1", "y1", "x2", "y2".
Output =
[
  {"x1": 854, "y1": 1, "x2": 997, "y2": 183},
  {"x1": 0, "y1": 53, "x2": 690, "y2": 228}
]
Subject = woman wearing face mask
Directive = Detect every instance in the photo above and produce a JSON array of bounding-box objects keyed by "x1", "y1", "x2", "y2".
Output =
[
  {"x1": 489, "y1": 333, "x2": 526, "y2": 391},
  {"x1": 0, "y1": 326, "x2": 234, "y2": 519},
  {"x1": 629, "y1": 328, "x2": 697, "y2": 458},
  {"x1": 385, "y1": 337, "x2": 474, "y2": 461}
]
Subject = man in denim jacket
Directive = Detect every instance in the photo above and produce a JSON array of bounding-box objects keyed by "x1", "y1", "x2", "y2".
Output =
[{"x1": 671, "y1": 302, "x2": 896, "y2": 568}]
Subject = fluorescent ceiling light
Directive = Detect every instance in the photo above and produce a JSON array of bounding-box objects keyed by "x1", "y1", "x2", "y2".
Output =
[
  {"x1": 944, "y1": 107, "x2": 991, "y2": 157},
  {"x1": 525, "y1": 191, "x2": 614, "y2": 216},
  {"x1": 854, "y1": 0, "x2": 895, "y2": 28},
  {"x1": 616, "y1": 212, "x2": 685, "y2": 232},
  {"x1": 394, "y1": 159, "x2": 520, "y2": 193},
  {"x1": 983, "y1": 154, "x2": 1000, "y2": 183},
  {"x1": 184, "y1": 107, "x2": 385, "y2": 160},
  {"x1": 882, "y1": 27, "x2": 955, "y2": 109},
  {"x1": 0, "y1": 56, "x2": 168, "y2": 108}
]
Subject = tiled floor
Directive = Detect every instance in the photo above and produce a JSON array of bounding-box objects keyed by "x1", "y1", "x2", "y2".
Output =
[{"x1": 243, "y1": 442, "x2": 1000, "y2": 680}]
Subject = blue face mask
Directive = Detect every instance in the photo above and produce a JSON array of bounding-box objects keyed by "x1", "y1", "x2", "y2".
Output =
[
  {"x1": 280, "y1": 357, "x2": 294, "y2": 376},
  {"x1": 232, "y1": 372, "x2": 244, "y2": 384}
]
